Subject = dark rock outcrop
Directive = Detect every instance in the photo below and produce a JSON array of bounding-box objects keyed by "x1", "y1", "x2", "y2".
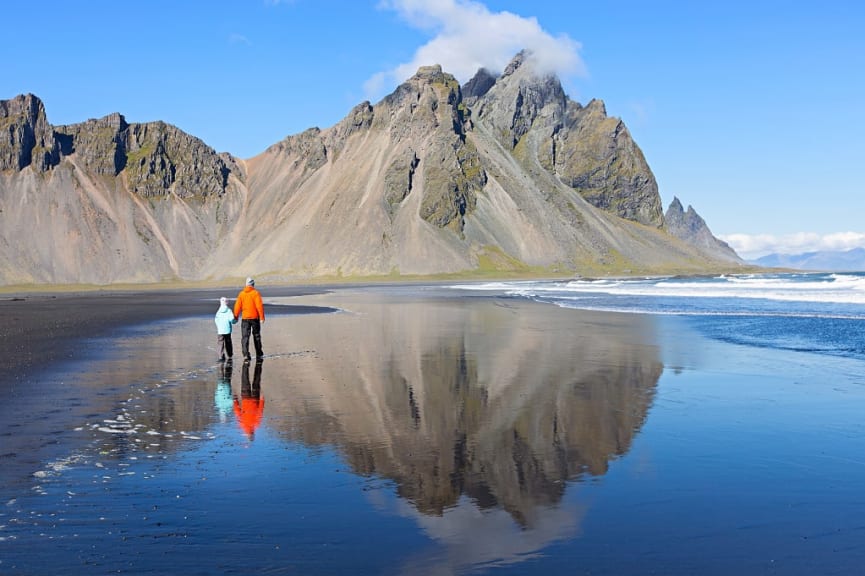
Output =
[
  {"x1": 552, "y1": 99, "x2": 663, "y2": 227},
  {"x1": 0, "y1": 93, "x2": 60, "y2": 172},
  {"x1": 380, "y1": 64, "x2": 486, "y2": 233},
  {"x1": 462, "y1": 67, "x2": 497, "y2": 105},
  {"x1": 55, "y1": 116, "x2": 233, "y2": 199},
  {"x1": 0, "y1": 96, "x2": 235, "y2": 200},
  {"x1": 383, "y1": 148, "x2": 419, "y2": 218},
  {"x1": 56, "y1": 112, "x2": 128, "y2": 175}
]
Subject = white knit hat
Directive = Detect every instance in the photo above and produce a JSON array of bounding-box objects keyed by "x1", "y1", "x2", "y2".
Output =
[
  {"x1": 220, "y1": 296, "x2": 228, "y2": 306},
  {"x1": 246, "y1": 277, "x2": 255, "y2": 286}
]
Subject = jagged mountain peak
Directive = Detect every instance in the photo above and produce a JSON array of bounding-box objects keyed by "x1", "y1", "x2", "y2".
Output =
[
  {"x1": 373, "y1": 64, "x2": 469, "y2": 149},
  {"x1": 462, "y1": 67, "x2": 497, "y2": 105},
  {"x1": 503, "y1": 49, "x2": 528, "y2": 74},
  {"x1": 0, "y1": 92, "x2": 59, "y2": 171},
  {"x1": 501, "y1": 49, "x2": 550, "y2": 78},
  {"x1": 413, "y1": 63, "x2": 447, "y2": 81},
  {"x1": 384, "y1": 64, "x2": 461, "y2": 107},
  {"x1": 582, "y1": 98, "x2": 607, "y2": 116},
  {"x1": 478, "y1": 51, "x2": 567, "y2": 114},
  {"x1": 666, "y1": 196, "x2": 711, "y2": 229},
  {"x1": 462, "y1": 52, "x2": 661, "y2": 227},
  {"x1": 0, "y1": 92, "x2": 42, "y2": 117},
  {"x1": 665, "y1": 195, "x2": 708, "y2": 233},
  {"x1": 665, "y1": 198, "x2": 742, "y2": 263}
]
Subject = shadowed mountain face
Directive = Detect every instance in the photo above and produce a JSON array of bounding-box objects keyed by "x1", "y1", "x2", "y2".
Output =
[
  {"x1": 0, "y1": 52, "x2": 741, "y2": 285},
  {"x1": 470, "y1": 51, "x2": 663, "y2": 227}
]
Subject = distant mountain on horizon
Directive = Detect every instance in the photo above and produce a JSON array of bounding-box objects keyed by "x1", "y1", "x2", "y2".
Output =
[
  {"x1": 0, "y1": 50, "x2": 748, "y2": 286},
  {"x1": 751, "y1": 247, "x2": 865, "y2": 272}
]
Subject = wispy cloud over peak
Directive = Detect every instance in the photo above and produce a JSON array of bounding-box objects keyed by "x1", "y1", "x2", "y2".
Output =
[{"x1": 365, "y1": 0, "x2": 584, "y2": 100}]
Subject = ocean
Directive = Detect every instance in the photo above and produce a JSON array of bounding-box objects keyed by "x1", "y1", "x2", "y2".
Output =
[{"x1": 449, "y1": 272, "x2": 865, "y2": 361}]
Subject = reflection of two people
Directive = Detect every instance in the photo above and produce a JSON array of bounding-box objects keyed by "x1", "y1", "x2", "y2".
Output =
[{"x1": 233, "y1": 359, "x2": 265, "y2": 440}]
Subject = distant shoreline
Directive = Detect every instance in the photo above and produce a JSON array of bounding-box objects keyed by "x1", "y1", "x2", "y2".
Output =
[{"x1": 0, "y1": 263, "x2": 768, "y2": 296}]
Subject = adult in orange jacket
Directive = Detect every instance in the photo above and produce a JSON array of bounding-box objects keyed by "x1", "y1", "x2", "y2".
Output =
[{"x1": 233, "y1": 277, "x2": 265, "y2": 362}]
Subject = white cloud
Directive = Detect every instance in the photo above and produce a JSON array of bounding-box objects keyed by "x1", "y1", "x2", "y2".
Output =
[
  {"x1": 720, "y1": 232, "x2": 865, "y2": 260},
  {"x1": 366, "y1": 0, "x2": 584, "y2": 100},
  {"x1": 228, "y1": 33, "x2": 251, "y2": 46}
]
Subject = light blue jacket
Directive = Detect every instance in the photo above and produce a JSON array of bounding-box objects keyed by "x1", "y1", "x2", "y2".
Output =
[{"x1": 215, "y1": 305, "x2": 237, "y2": 335}]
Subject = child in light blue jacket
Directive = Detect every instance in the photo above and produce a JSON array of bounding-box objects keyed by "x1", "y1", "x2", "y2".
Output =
[{"x1": 215, "y1": 297, "x2": 237, "y2": 362}]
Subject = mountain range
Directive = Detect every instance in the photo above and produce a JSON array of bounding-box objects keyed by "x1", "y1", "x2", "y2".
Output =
[
  {"x1": 751, "y1": 247, "x2": 865, "y2": 271},
  {"x1": 0, "y1": 51, "x2": 746, "y2": 286}
]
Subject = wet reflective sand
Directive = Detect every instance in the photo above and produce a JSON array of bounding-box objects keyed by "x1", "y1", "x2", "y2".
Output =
[{"x1": 1, "y1": 287, "x2": 863, "y2": 575}]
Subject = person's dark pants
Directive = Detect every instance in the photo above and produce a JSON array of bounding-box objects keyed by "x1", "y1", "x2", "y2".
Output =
[
  {"x1": 241, "y1": 319, "x2": 263, "y2": 359},
  {"x1": 217, "y1": 333, "x2": 233, "y2": 360}
]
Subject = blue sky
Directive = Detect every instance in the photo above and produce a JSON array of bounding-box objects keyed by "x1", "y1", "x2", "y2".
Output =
[{"x1": 3, "y1": 0, "x2": 863, "y2": 258}]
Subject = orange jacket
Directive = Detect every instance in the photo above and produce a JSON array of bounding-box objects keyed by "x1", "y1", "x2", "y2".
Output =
[{"x1": 234, "y1": 286, "x2": 265, "y2": 321}]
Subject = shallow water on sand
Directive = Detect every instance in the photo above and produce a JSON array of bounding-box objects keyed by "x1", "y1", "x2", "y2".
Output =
[{"x1": 1, "y1": 288, "x2": 864, "y2": 575}]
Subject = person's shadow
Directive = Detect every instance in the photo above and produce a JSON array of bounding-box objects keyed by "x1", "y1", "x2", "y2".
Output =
[{"x1": 234, "y1": 360, "x2": 265, "y2": 441}]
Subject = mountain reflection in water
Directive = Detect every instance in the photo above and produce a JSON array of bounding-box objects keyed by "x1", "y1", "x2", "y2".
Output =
[{"x1": 264, "y1": 292, "x2": 662, "y2": 525}]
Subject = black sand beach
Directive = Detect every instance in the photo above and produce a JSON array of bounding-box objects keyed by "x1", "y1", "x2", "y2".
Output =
[{"x1": 0, "y1": 286, "x2": 331, "y2": 389}]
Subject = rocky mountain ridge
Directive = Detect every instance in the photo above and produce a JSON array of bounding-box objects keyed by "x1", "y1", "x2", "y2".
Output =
[
  {"x1": 0, "y1": 52, "x2": 744, "y2": 285},
  {"x1": 467, "y1": 52, "x2": 664, "y2": 227},
  {"x1": 664, "y1": 196, "x2": 741, "y2": 263}
]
